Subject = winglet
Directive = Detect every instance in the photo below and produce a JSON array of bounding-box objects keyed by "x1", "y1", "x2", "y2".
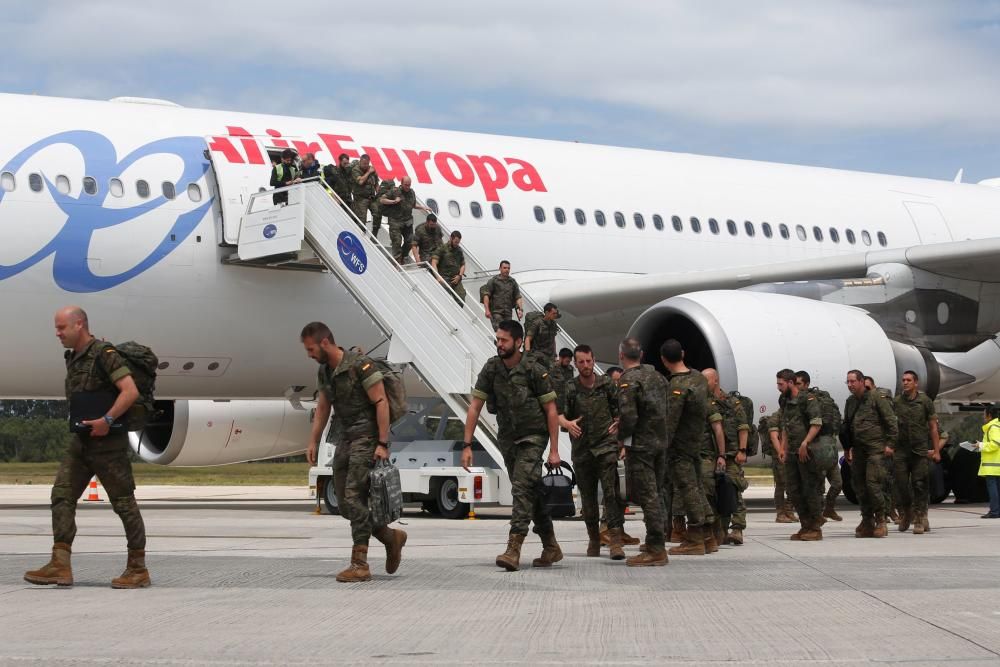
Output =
[{"x1": 954, "y1": 168, "x2": 964, "y2": 183}]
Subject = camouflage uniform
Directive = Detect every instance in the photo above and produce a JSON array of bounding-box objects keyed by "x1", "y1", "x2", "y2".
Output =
[
  {"x1": 805, "y1": 387, "x2": 843, "y2": 511},
  {"x1": 780, "y1": 391, "x2": 825, "y2": 525},
  {"x1": 372, "y1": 178, "x2": 395, "y2": 238},
  {"x1": 319, "y1": 348, "x2": 386, "y2": 546},
  {"x1": 697, "y1": 398, "x2": 724, "y2": 519},
  {"x1": 666, "y1": 370, "x2": 713, "y2": 527},
  {"x1": 553, "y1": 363, "x2": 575, "y2": 407},
  {"x1": 323, "y1": 163, "x2": 354, "y2": 208},
  {"x1": 432, "y1": 243, "x2": 467, "y2": 304},
  {"x1": 561, "y1": 375, "x2": 622, "y2": 532},
  {"x1": 349, "y1": 161, "x2": 380, "y2": 228},
  {"x1": 382, "y1": 184, "x2": 417, "y2": 261},
  {"x1": 874, "y1": 387, "x2": 898, "y2": 516},
  {"x1": 844, "y1": 389, "x2": 898, "y2": 522},
  {"x1": 483, "y1": 275, "x2": 523, "y2": 330},
  {"x1": 412, "y1": 222, "x2": 443, "y2": 262},
  {"x1": 617, "y1": 364, "x2": 668, "y2": 547},
  {"x1": 472, "y1": 355, "x2": 558, "y2": 537},
  {"x1": 525, "y1": 316, "x2": 559, "y2": 368},
  {"x1": 720, "y1": 392, "x2": 750, "y2": 532},
  {"x1": 52, "y1": 339, "x2": 146, "y2": 551},
  {"x1": 893, "y1": 391, "x2": 937, "y2": 517}
]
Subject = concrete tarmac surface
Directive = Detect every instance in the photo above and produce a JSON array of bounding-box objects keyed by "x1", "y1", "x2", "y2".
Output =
[{"x1": 2, "y1": 484, "x2": 1000, "y2": 666}]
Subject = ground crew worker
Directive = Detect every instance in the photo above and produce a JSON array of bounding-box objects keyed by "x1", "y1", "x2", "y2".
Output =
[
  {"x1": 299, "y1": 152, "x2": 321, "y2": 180},
  {"x1": 372, "y1": 177, "x2": 395, "y2": 239},
  {"x1": 893, "y1": 370, "x2": 942, "y2": 534},
  {"x1": 977, "y1": 405, "x2": 1000, "y2": 519},
  {"x1": 703, "y1": 369, "x2": 750, "y2": 546},
  {"x1": 462, "y1": 319, "x2": 562, "y2": 571},
  {"x1": 24, "y1": 307, "x2": 150, "y2": 589},
  {"x1": 843, "y1": 369, "x2": 899, "y2": 538},
  {"x1": 431, "y1": 231, "x2": 466, "y2": 305},
  {"x1": 660, "y1": 339, "x2": 715, "y2": 557},
  {"x1": 795, "y1": 371, "x2": 844, "y2": 521},
  {"x1": 763, "y1": 412, "x2": 798, "y2": 522},
  {"x1": 349, "y1": 154, "x2": 380, "y2": 228},
  {"x1": 482, "y1": 261, "x2": 525, "y2": 330},
  {"x1": 323, "y1": 153, "x2": 354, "y2": 209},
  {"x1": 301, "y1": 322, "x2": 406, "y2": 582},
  {"x1": 270, "y1": 148, "x2": 300, "y2": 206},
  {"x1": 616, "y1": 338, "x2": 669, "y2": 566},
  {"x1": 411, "y1": 213, "x2": 443, "y2": 263},
  {"x1": 559, "y1": 345, "x2": 624, "y2": 560},
  {"x1": 524, "y1": 303, "x2": 560, "y2": 368},
  {"x1": 380, "y1": 177, "x2": 430, "y2": 264},
  {"x1": 777, "y1": 368, "x2": 826, "y2": 540}
]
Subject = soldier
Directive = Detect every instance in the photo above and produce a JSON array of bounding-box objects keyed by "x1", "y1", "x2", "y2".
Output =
[
  {"x1": 555, "y1": 348, "x2": 575, "y2": 394},
  {"x1": 616, "y1": 338, "x2": 669, "y2": 566},
  {"x1": 302, "y1": 322, "x2": 407, "y2": 582},
  {"x1": 795, "y1": 371, "x2": 844, "y2": 521},
  {"x1": 431, "y1": 231, "x2": 467, "y2": 305},
  {"x1": 843, "y1": 369, "x2": 899, "y2": 538},
  {"x1": 893, "y1": 370, "x2": 942, "y2": 534},
  {"x1": 762, "y1": 412, "x2": 798, "y2": 522},
  {"x1": 372, "y1": 177, "x2": 395, "y2": 239},
  {"x1": 865, "y1": 375, "x2": 900, "y2": 522},
  {"x1": 411, "y1": 213, "x2": 443, "y2": 263},
  {"x1": 692, "y1": 383, "x2": 725, "y2": 552},
  {"x1": 661, "y1": 339, "x2": 716, "y2": 557},
  {"x1": 559, "y1": 344, "x2": 624, "y2": 560},
  {"x1": 270, "y1": 148, "x2": 300, "y2": 206},
  {"x1": 322, "y1": 153, "x2": 354, "y2": 209},
  {"x1": 524, "y1": 302, "x2": 561, "y2": 368},
  {"x1": 777, "y1": 369, "x2": 825, "y2": 540},
  {"x1": 607, "y1": 366, "x2": 624, "y2": 385},
  {"x1": 349, "y1": 153, "x2": 380, "y2": 229},
  {"x1": 462, "y1": 319, "x2": 562, "y2": 571},
  {"x1": 380, "y1": 176, "x2": 431, "y2": 263},
  {"x1": 24, "y1": 307, "x2": 150, "y2": 589},
  {"x1": 482, "y1": 261, "x2": 525, "y2": 330},
  {"x1": 703, "y1": 369, "x2": 751, "y2": 546}
]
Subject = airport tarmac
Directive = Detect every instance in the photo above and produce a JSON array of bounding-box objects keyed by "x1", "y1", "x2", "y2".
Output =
[{"x1": 2, "y1": 484, "x2": 1000, "y2": 666}]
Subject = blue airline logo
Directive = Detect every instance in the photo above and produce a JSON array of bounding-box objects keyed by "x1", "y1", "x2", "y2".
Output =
[{"x1": 337, "y1": 231, "x2": 367, "y2": 275}]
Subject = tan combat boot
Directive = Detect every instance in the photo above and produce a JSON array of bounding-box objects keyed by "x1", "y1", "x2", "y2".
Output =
[
  {"x1": 608, "y1": 528, "x2": 626, "y2": 561},
  {"x1": 336, "y1": 545, "x2": 372, "y2": 582},
  {"x1": 704, "y1": 523, "x2": 720, "y2": 553},
  {"x1": 800, "y1": 520, "x2": 823, "y2": 541},
  {"x1": 625, "y1": 544, "x2": 668, "y2": 567},
  {"x1": 24, "y1": 543, "x2": 73, "y2": 587},
  {"x1": 913, "y1": 512, "x2": 926, "y2": 535},
  {"x1": 823, "y1": 500, "x2": 843, "y2": 521},
  {"x1": 922, "y1": 512, "x2": 931, "y2": 532},
  {"x1": 496, "y1": 533, "x2": 525, "y2": 571},
  {"x1": 373, "y1": 526, "x2": 407, "y2": 574},
  {"x1": 776, "y1": 510, "x2": 797, "y2": 523},
  {"x1": 669, "y1": 517, "x2": 687, "y2": 542},
  {"x1": 599, "y1": 527, "x2": 611, "y2": 546},
  {"x1": 897, "y1": 508, "x2": 911, "y2": 532},
  {"x1": 873, "y1": 516, "x2": 888, "y2": 538},
  {"x1": 724, "y1": 528, "x2": 744, "y2": 545},
  {"x1": 532, "y1": 532, "x2": 564, "y2": 568},
  {"x1": 111, "y1": 549, "x2": 151, "y2": 589},
  {"x1": 586, "y1": 525, "x2": 602, "y2": 557},
  {"x1": 790, "y1": 519, "x2": 808, "y2": 541},
  {"x1": 621, "y1": 530, "x2": 640, "y2": 546},
  {"x1": 669, "y1": 525, "x2": 706, "y2": 555},
  {"x1": 855, "y1": 517, "x2": 875, "y2": 538}
]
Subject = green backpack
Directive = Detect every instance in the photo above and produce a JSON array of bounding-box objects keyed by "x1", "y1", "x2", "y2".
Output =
[
  {"x1": 523, "y1": 310, "x2": 543, "y2": 336},
  {"x1": 96, "y1": 341, "x2": 159, "y2": 431},
  {"x1": 348, "y1": 358, "x2": 409, "y2": 424},
  {"x1": 730, "y1": 391, "x2": 758, "y2": 456},
  {"x1": 809, "y1": 387, "x2": 843, "y2": 436}
]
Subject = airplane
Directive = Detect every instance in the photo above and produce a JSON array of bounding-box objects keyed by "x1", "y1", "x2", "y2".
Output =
[{"x1": 2, "y1": 92, "x2": 999, "y2": 469}]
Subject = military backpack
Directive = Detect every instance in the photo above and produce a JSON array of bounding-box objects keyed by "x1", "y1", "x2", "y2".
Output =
[
  {"x1": 348, "y1": 358, "x2": 409, "y2": 424},
  {"x1": 730, "y1": 391, "x2": 758, "y2": 456},
  {"x1": 95, "y1": 340, "x2": 159, "y2": 431},
  {"x1": 808, "y1": 387, "x2": 843, "y2": 436},
  {"x1": 523, "y1": 310, "x2": 544, "y2": 337},
  {"x1": 368, "y1": 459, "x2": 403, "y2": 526}
]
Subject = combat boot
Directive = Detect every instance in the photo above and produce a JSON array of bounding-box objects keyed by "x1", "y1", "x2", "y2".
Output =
[
  {"x1": 625, "y1": 544, "x2": 668, "y2": 567},
  {"x1": 669, "y1": 517, "x2": 686, "y2": 542},
  {"x1": 608, "y1": 528, "x2": 626, "y2": 561},
  {"x1": 776, "y1": 510, "x2": 797, "y2": 523},
  {"x1": 586, "y1": 525, "x2": 602, "y2": 557},
  {"x1": 823, "y1": 500, "x2": 843, "y2": 521},
  {"x1": 724, "y1": 528, "x2": 744, "y2": 545},
  {"x1": 704, "y1": 523, "x2": 720, "y2": 553},
  {"x1": 373, "y1": 526, "x2": 407, "y2": 574},
  {"x1": 873, "y1": 516, "x2": 888, "y2": 538},
  {"x1": 855, "y1": 517, "x2": 875, "y2": 538},
  {"x1": 668, "y1": 525, "x2": 706, "y2": 556},
  {"x1": 922, "y1": 512, "x2": 931, "y2": 532},
  {"x1": 621, "y1": 530, "x2": 640, "y2": 546},
  {"x1": 599, "y1": 527, "x2": 611, "y2": 546},
  {"x1": 24, "y1": 542, "x2": 73, "y2": 587},
  {"x1": 496, "y1": 533, "x2": 525, "y2": 571},
  {"x1": 111, "y1": 549, "x2": 151, "y2": 589},
  {"x1": 336, "y1": 545, "x2": 372, "y2": 582},
  {"x1": 532, "y1": 532, "x2": 563, "y2": 568},
  {"x1": 913, "y1": 512, "x2": 926, "y2": 535},
  {"x1": 790, "y1": 520, "x2": 808, "y2": 541},
  {"x1": 897, "y1": 508, "x2": 911, "y2": 533}
]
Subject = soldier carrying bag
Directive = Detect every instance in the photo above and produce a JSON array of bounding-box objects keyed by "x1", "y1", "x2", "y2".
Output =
[
  {"x1": 538, "y1": 461, "x2": 576, "y2": 518},
  {"x1": 369, "y1": 459, "x2": 403, "y2": 526}
]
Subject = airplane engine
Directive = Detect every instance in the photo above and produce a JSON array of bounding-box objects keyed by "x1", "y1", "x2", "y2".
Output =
[
  {"x1": 129, "y1": 400, "x2": 313, "y2": 466},
  {"x1": 627, "y1": 291, "x2": 941, "y2": 415}
]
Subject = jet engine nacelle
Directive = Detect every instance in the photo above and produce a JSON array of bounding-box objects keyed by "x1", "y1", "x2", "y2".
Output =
[
  {"x1": 627, "y1": 291, "x2": 940, "y2": 415},
  {"x1": 129, "y1": 400, "x2": 313, "y2": 466}
]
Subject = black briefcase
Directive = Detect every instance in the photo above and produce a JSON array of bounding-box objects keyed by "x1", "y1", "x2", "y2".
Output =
[{"x1": 538, "y1": 461, "x2": 576, "y2": 518}]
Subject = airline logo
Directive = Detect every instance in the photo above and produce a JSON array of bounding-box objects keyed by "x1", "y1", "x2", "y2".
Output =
[{"x1": 337, "y1": 231, "x2": 367, "y2": 275}]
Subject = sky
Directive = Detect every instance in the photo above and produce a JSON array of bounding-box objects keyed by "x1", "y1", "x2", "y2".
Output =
[{"x1": 2, "y1": 1, "x2": 1000, "y2": 182}]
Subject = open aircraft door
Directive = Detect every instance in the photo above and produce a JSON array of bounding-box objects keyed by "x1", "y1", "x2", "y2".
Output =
[{"x1": 204, "y1": 134, "x2": 277, "y2": 245}]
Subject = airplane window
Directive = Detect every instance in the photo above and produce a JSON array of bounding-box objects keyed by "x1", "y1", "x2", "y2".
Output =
[
  {"x1": 136, "y1": 180, "x2": 150, "y2": 198},
  {"x1": 555, "y1": 207, "x2": 566, "y2": 224},
  {"x1": 652, "y1": 214, "x2": 664, "y2": 231},
  {"x1": 575, "y1": 208, "x2": 586, "y2": 225},
  {"x1": 708, "y1": 218, "x2": 719, "y2": 235},
  {"x1": 634, "y1": 213, "x2": 645, "y2": 230},
  {"x1": 82, "y1": 177, "x2": 97, "y2": 195},
  {"x1": 829, "y1": 227, "x2": 840, "y2": 243},
  {"x1": 534, "y1": 206, "x2": 545, "y2": 223},
  {"x1": 672, "y1": 216, "x2": 683, "y2": 232},
  {"x1": 762, "y1": 222, "x2": 773, "y2": 238},
  {"x1": 0, "y1": 172, "x2": 15, "y2": 192},
  {"x1": 594, "y1": 210, "x2": 606, "y2": 227},
  {"x1": 55, "y1": 175, "x2": 71, "y2": 195},
  {"x1": 110, "y1": 178, "x2": 124, "y2": 198},
  {"x1": 492, "y1": 203, "x2": 504, "y2": 220},
  {"x1": 795, "y1": 225, "x2": 807, "y2": 241},
  {"x1": 861, "y1": 230, "x2": 872, "y2": 246},
  {"x1": 846, "y1": 229, "x2": 856, "y2": 244},
  {"x1": 470, "y1": 201, "x2": 482, "y2": 219},
  {"x1": 29, "y1": 173, "x2": 43, "y2": 192},
  {"x1": 813, "y1": 226, "x2": 823, "y2": 242},
  {"x1": 426, "y1": 198, "x2": 439, "y2": 214},
  {"x1": 186, "y1": 183, "x2": 202, "y2": 202},
  {"x1": 162, "y1": 181, "x2": 176, "y2": 200},
  {"x1": 744, "y1": 221, "x2": 755, "y2": 237},
  {"x1": 877, "y1": 231, "x2": 887, "y2": 247},
  {"x1": 726, "y1": 219, "x2": 737, "y2": 236},
  {"x1": 614, "y1": 211, "x2": 625, "y2": 228},
  {"x1": 448, "y1": 200, "x2": 460, "y2": 217},
  {"x1": 779, "y1": 223, "x2": 790, "y2": 239},
  {"x1": 690, "y1": 217, "x2": 702, "y2": 233}
]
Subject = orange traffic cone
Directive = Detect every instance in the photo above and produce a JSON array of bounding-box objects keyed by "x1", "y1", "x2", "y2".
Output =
[{"x1": 85, "y1": 477, "x2": 101, "y2": 502}]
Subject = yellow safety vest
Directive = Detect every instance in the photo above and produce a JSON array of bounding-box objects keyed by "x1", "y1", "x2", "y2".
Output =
[{"x1": 980, "y1": 418, "x2": 1000, "y2": 477}]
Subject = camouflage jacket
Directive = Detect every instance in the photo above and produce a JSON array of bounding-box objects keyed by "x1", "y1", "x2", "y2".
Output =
[
  {"x1": 780, "y1": 390, "x2": 823, "y2": 446},
  {"x1": 382, "y1": 185, "x2": 416, "y2": 222},
  {"x1": 472, "y1": 353, "x2": 556, "y2": 445},
  {"x1": 65, "y1": 338, "x2": 131, "y2": 402},
  {"x1": 317, "y1": 348, "x2": 384, "y2": 441},
  {"x1": 618, "y1": 364, "x2": 668, "y2": 451},
  {"x1": 483, "y1": 275, "x2": 522, "y2": 315},
  {"x1": 717, "y1": 392, "x2": 750, "y2": 454},
  {"x1": 700, "y1": 397, "x2": 725, "y2": 458},
  {"x1": 561, "y1": 374, "x2": 619, "y2": 457},
  {"x1": 555, "y1": 364, "x2": 575, "y2": 391},
  {"x1": 893, "y1": 390, "x2": 937, "y2": 452},
  {"x1": 844, "y1": 389, "x2": 898, "y2": 452},
  {"x1": 412, "y1": 222, "x2": 443, "y2": 259},
  {"x1": 433, "y1": 243, "x2": 465, "y2": 281},
  {"x1": 526, "y1": 316, "x2": 558, "y2": 359},
  {"x1": 664, "y1": 370, "x2": 710, "y2": 455},
  {"x1": 323, "y1": 163, "x2": 353, "y2": 201},
  {"x1": 349, "y1": 161, "x2": 379, "y2": 199}
]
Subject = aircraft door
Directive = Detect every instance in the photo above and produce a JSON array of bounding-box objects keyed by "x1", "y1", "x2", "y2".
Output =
[
  {"x1": 204, "y1": 135, "x2": 274, "y2": 245},
  {"x1": 903, "y1": 201, "x2": 953, "y2": 244}
]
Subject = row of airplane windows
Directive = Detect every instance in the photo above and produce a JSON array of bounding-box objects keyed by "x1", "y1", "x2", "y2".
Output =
[
  {"x1": 425, "y1": 197, "x2": 889, "y2": 247},
  {"x1": 0, "y1": 171, "x2": 204, "y2": 202}
]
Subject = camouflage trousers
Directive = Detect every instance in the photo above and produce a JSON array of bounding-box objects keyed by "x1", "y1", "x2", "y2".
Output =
[
  {"x1": 784, "y1": 450, "x2": 824, "y2": 524},
  {"x1": 51, "y1": 434, "x2": 146, "y2": 550},
  {"x1": 489, "y1": 311, "x2": 514, "y2": 331},
  {"x1": 351, "y1": 197, "x2": 380, "y2": 233},
  {"x1": 332, "y1": 437, "x2": 383, "y2": 546},
  {"x1": 625, "y1": 448, "x2": 666, "y2": 547},
  {"x1": 771, "y1": 454, "x2": 790, "y2": 511},
  {"x1": 575, "y1": 448, "x2": 623, "y2": 530},
  {"x1": 824, "y1": 457, "x2": 843, "y2": 506},
  {"x1": 721, "y1": 456, "x2": 748, "y2": 531},
  {"x1": 851, "y1": 447, "x2": 886, "y2": 520},
  {"x1": 388, "y1": 218, "x2": 414, "y2": 261},
  {"x1": 441, "y1": 278, "x2": 467, "y2": 306},
  {"x1": 882, "y1": 455, "x2": 898, "y2": 514},
  {"x1": 669, "y1": 449, "x2": 713, "y2": 526},
  {"x1": 893, "y1": 449, "x2": 930, "y2": 515},
  {"x1": 500, "y1": 438, "x2": 553, "y2": 537}
]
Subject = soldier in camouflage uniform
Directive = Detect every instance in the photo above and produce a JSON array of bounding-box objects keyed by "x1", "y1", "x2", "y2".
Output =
[
  {"x1": 372, "y1": 177, "x2": 395, "y2": 239},
  {"x1": 462, "y1": 319, "x2": 562, "y2": 571},
  {"x1": 411, "y1": 213, "x2": 443, "y2": 263},
  {"x1": 432, "y1": 231, "x2": 467, "y2": 305},
  {"x1": 616, "y1": 338, "x2": 669, "y2": 566},
  {"x1": 323, "y1": 153, "x2": 354, "y2": 209},
  {"x1": 763, "y1": 412, "x2": 798, "y2": 522},
  {"x1": 524, "y1": 302, "x2": 561, "y2": 368},
  {"x1": 777, "y1": 369, "x2": 826, "y2": 540},
  {"x1": 866, "y1": 376, "x2": 900, "y2": 522},
  {"x1": 893, "y1": 370, "x2": 942, "y2": 534},
  {"x1": 795, "y1": 371, "x2": 844, "y2": 521},
  {"x1": 380, "y1": 176, "x2": 431, "y2": 263},
  {"x1": 559, "y1": 345, "x2": 625, "y2": 560},
  {"x1": 349, "y1": 154, "x2": 380, "y2": 229},
  {"x1": 25, "y1": 307, "x2": 150, "y2": 589},
  {"x1": 844, "y1": 370, "x2": 899, "y2": 538},
  {"x1": 703, "y1": 370, "x2": 751, "y2": 545},
  {"x1": 302, "y1": 322, "x2": 407, "y2": 582},
  {"x1": 482, "y1": 261, "x2": 525, "y2": 330},
  {"x1": 691, "y1": 391, "x2": 725, "y2": 552}
]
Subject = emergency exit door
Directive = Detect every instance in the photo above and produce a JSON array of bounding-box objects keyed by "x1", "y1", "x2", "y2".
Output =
[{"x1": 903, "y1": 201, "x2": 953, "y2": 244}]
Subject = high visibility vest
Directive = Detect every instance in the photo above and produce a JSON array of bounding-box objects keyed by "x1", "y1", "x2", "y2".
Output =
[
  {"x1": 274, "y1": 164, "x2": 299, "y2": 182},
  {"x1": 980, "y1": 419, "x2": 1000, "y2": 477}
]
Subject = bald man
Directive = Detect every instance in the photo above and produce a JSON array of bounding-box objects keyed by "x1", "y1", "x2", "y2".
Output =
[
  {"x1": 381, "y1": 176, "x2": 431, "y2": 263},
  {"x1": 703, "y1": 369, "x2": 751, "y2": 545},
  {"x1": 24, "y1": 307, "x2": 151, "y2": 589}
]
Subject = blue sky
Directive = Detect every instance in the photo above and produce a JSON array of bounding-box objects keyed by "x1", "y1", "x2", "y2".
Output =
[{"x1": 2, "y1": 1, "x2": 999, "y2": 182}]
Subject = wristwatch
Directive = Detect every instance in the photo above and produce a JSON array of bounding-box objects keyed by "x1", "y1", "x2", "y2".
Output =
[
  {"x1": 377, "y1": 441, "x2": 389, "y2": 448},
  {"x1": 102, "y1": 414, "x2": 115, "y2": 426},
  {"x1": 462, "y1": 442, "x2": 473, "y2": 449}
]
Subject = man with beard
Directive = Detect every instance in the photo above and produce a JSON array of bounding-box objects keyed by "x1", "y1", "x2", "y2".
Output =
[
  {"x1": 844, "y1": 369, "x2": 898, "y2": 538},
  {"x1": 777, "y1": 368, "x2": 824, "y2": 541}
]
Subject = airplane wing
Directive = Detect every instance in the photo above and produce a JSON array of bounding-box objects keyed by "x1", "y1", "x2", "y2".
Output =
[{"x1": 551, "y1": 237, "x2": 1000, "y2": 316}]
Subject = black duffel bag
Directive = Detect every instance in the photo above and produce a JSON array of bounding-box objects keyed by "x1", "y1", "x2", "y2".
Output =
[
  {"x1": 538, "y1": 461, "x2": 577, "y2": 518},
  {"x1": 715, "y1": 471, "x2": 738, "y2": 517}
]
